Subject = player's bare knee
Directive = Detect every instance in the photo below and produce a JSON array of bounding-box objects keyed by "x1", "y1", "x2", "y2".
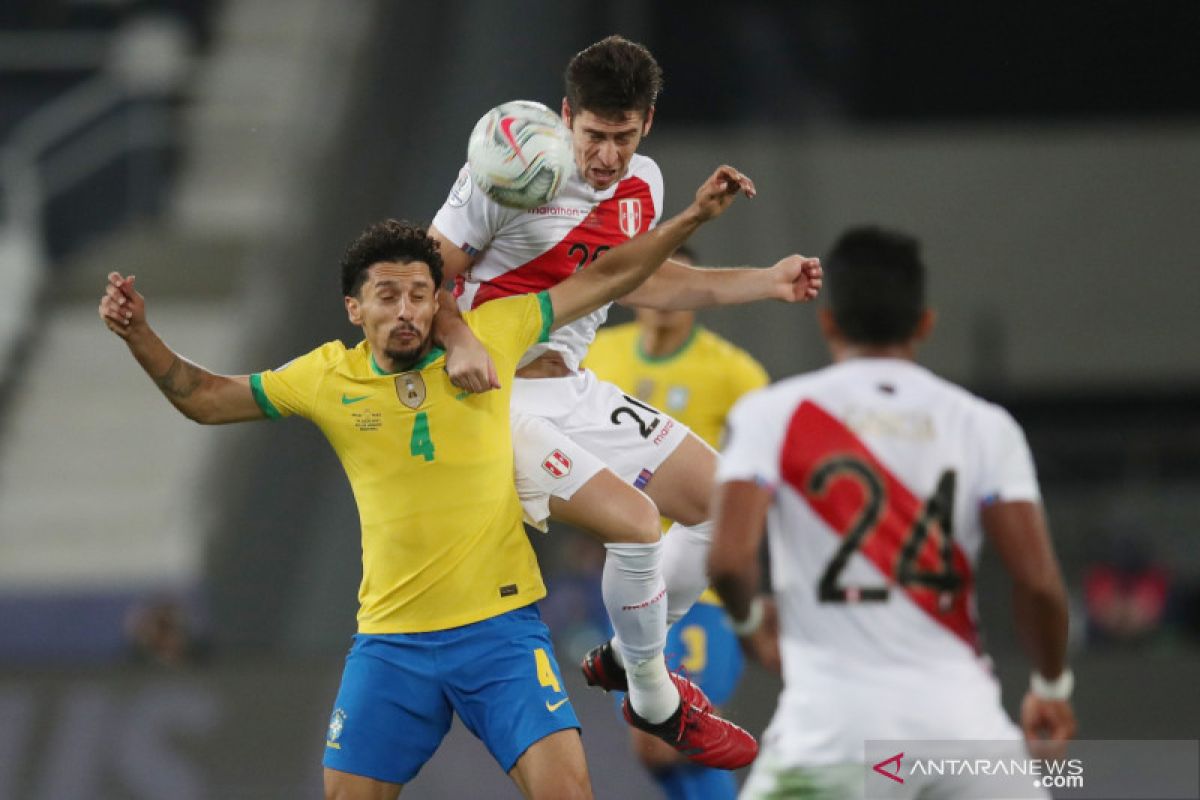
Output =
[
  {"x1": 623, "y1": 491, "x2": 662, "y2": 544},
  {"x1": 648, "y1": 439, "x2": 718, "y2": 526}
]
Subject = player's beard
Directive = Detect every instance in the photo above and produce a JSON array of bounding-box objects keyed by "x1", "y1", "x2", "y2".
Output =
[{"x1": 385, "y1": 324, "x2": 428, "y2": 369}]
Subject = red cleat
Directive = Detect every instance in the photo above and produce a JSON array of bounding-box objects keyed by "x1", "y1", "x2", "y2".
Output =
[
  {"x1": 580, "y1": 639, "x2": 628, "y2": 693},
  {"x1": 582, "y1": 642, "x2": 712, "y2": 712},
  {"x1": 622, "y1": 673, "x2": 757, "y2": 770}
]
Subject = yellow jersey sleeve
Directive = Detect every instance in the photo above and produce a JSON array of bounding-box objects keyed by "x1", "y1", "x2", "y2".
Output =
[
  {"x1": 248, "y1": 342, "x2": 345, "y2": 420},
  {"x1": 461, "y1": 291, "x2": 553, "y2": 370}
]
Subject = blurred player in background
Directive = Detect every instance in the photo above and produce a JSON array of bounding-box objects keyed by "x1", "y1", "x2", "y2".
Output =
[
  {"x1": 709, "y1": 226, "x2": 1076, "y2": 799},
  {"x1": 430, "y1": 35, "x2": 820, "y2": 766},
  {"x1": 584, "y1": 243, "x2": 768, "y2": 799},
  {"x1": 98, "y1": 167, "x2": 745, "y2": 800}
]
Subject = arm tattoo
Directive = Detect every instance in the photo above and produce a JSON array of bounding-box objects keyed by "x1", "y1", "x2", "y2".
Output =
[{"x1": 153, "y1": 356, "x2": 205, "y2": 400}]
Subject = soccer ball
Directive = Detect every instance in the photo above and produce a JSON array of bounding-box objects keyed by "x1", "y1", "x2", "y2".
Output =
[{"x1": 467, "y1": 100, "x2": 574, "y2": 210}]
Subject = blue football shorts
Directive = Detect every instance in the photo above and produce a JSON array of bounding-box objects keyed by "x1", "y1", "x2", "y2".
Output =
[{"x1": 322, "y1": 604, "x2": 580, "y2": 784}]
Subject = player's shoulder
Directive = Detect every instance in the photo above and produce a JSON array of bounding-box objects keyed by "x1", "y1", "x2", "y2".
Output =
[
  {"x1": 435, "y1": 162, "x2": 523, "y2": 222},
  {"x1": 728, "y1": 363, "x2": 847, "y2": 423},
  {"x1": 917, "y1": 367, "x2": 1024, "y2": 431},
  {"x1": 628, "y1": 152, "x2": 662, "y2": 175},
  {"x1": 284, "y1": 340, "x2": 353, "y2": 371},
  {"x1": 728, "y1": 370, "x2": 802, "y2": 417},
  {"x1": 626, "y1": 153, "x2": 664, "y2": 189},
  {"x1": 694, "y1": 327, "x2": 765, "y2": 368},
  {"x1": 464, "y1": 291, "x2": 547, "y2": 337},
  {"x1": 464, "y1": 291, "x2": 527, "y2": 324}
]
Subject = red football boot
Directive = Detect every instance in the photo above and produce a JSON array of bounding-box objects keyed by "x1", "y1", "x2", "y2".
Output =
[
  {"x1": 580, "y1": 639, "x2": 628, "y2": 693},
  {"x1": 582, "y1": 641, "x2": 714, "y2": 712},
  {"x1": 622, "y1": 673, "x2": 757, "y2": 770}
]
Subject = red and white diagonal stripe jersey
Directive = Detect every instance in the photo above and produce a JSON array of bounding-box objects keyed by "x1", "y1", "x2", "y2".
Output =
[
  {"x1": 717, "y1": 358, "x2": 1041, "y2": 761},
  {"x1": 432, "y1": 154, "x2": 663, "y2": 371}
]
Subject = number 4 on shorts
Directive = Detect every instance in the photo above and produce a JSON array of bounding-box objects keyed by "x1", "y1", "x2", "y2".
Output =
[{"x1": 534, "y1": 648, "x2": 562, "y2": 693}]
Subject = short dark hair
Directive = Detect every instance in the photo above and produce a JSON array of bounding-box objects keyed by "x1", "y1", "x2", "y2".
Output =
[
  {"x1": 564, "y1": 35, "x2": 663, "y2": 118},
  {"x1": 825, "y1": 226, "x2": 926, "y2": 345},
  {"x1": 340, "y1": 219, "x2": 443, "y2": 297}
]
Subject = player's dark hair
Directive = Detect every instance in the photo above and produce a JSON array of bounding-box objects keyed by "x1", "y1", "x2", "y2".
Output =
[
  {"x1": 564, "y1": 35, "x2": 663, "y2": 118},
  {"x1": 825, "y1": 226, "x2": 925, "y2": 345},
  {"x1": 340, "y1": 219, "x2": 444, "y2": 297}
]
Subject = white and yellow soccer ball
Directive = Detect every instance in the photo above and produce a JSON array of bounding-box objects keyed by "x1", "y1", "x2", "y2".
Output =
[{"x1": 467, "y1": 100, "x2": 574, "y2": 210}]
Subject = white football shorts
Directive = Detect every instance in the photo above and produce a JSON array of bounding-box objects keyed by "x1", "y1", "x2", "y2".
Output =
[{"x1": 511, "y1": 369, "x2": 692, "y2": 528}]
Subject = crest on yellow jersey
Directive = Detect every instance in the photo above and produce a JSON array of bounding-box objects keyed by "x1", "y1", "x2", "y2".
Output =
[{"x1": 395, "y1": 372, "x2": 426, "y2": 409}]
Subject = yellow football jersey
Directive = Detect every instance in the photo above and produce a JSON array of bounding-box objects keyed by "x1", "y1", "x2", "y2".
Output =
[
  {"x1": 584, "y1": 322, "x2": 769, "y2": 450},
  {"x1": 251, "y1": 292, "x2": 553, "y2": 634}
]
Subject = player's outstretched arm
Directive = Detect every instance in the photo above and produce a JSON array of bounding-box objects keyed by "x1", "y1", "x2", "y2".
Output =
[
  {"x1": 99, "y1": 272, "x2": 264, "y2": 424},
  {"x1": 621, "y1": 253, "x2": 822, "y2": 311},
  {"x1": 618, "y1": 213, "x2": 823, "y2": 315},
  {"x1": 983, "y1": 500, "x2": 1077, "y2": 751},
  {"x1": 428, "y1": 227, "x2": 499, "y2": 394},
  {"x1": 548, "y1": 165, "x2": 752, "y2": 329}
]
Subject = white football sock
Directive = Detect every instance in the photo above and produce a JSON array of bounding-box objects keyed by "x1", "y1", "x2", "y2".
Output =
[
  {"x1": 603, "y1": 541, "x2": 679, "y2": 723},
  {"x1": 662, "y1": 519, "x2": 714, "y2": 625},
  {"x1": 626, "y1": 656, "x2": 677, "y2": 723}
]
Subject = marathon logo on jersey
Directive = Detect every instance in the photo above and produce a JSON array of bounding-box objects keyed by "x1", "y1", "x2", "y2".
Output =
[
  {"x1": 618, "y1": 198, "x2": 643, "y2": 238},
  {"x1": 541, "y1": 449, "x2": 572, "y2": 478},
  {"x1": 531, "y1": 205, "x2": 589, "y2": 218},
  {"x1": 395, "y1": 372, "x2": 426, "y2": 409}
]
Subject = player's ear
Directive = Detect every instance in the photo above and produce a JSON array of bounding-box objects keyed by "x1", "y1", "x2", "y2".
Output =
[
  {"x1": 345, "y1": 295, "x2": 363, "y2": 326},
  {"x1": 913, "y1": 308, "x2": 936, "y2": 343},
  {"x1": 561, "y1": 97, "x2": 573, "y2": 128},
  {"x1": 641, "y1": 106, "x2": 655, "y2": 137}
]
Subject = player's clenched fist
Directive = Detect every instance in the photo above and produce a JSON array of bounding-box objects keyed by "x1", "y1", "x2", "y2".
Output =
[
  {"x1": 770, "y1": 255, "x2": 823, "y2": 303},
  {"x1": 98, "y1": 272, "x2": 146, "y2": 339}
]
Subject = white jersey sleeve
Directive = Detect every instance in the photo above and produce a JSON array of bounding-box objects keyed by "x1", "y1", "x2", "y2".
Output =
[
  {"x1": 431, "y1": 164, "x2": 522, "y2": 258},
  {"x1": 717, "y1": 388, "x2": 784, "y2": 490},
  {"x1": 975, "y1": 404, "x2": 1041, "y2": 504}
]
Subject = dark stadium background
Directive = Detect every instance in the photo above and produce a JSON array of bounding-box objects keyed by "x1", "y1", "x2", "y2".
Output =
[{"x1": 0, "y1": 1, "x2": 1197, "y2": 797}]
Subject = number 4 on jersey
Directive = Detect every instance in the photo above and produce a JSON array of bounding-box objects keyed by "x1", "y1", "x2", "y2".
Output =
[{"x1": 409, "y1": 411, "x2": 435, "y2": 462}]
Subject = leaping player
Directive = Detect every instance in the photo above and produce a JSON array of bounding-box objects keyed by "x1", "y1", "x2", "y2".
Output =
[{"x1": 429, "y1": 35, "x2": 820, "y2": 767}]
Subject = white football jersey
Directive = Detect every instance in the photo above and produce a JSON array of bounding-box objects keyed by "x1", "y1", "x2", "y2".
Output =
[
  {"x1": 718, "y1": 358, "x2": 1041, "y2": 765},
  {"x1": 432, "y1": 154, "x2": 664, "y2": 370}
]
